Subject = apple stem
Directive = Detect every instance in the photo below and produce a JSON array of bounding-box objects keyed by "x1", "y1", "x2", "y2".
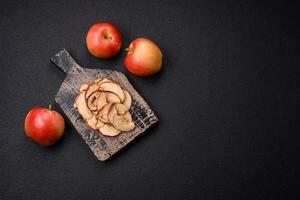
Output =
[
  {"x1": 125, "y1": 47, "x2": 133, "y2": 52},
  {"x1": 48, "y1": 104, "x2": 52, "y2": 110},
  {"x1": 104, "y1": 33, "x2": 112, "y2": 40}
]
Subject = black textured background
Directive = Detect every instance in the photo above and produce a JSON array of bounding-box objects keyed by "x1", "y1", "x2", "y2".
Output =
[{"x1": 0, "y1": 1, "x2": 298, "y2": 200}]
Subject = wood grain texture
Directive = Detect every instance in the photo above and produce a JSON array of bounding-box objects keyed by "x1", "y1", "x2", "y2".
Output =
[{"x1": 51, "y1": 49, "x2": 158, "y2": 161}]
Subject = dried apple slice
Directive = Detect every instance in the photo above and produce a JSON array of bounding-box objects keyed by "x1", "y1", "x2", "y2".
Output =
[
  {"x1": 123, "y1": 90, "x2": 132, "y2": 108},
  {"x1": 87, "y1": 115, "x2": 98, "y2": 130},
  {"x1": 96, "y1": 92, "x2": 108, "y2": 112},
  {"x1": 108, "y1": 105, "x2": 117, "y2": 123},
  {"x1": 98, "y1": 103, "x2": 114, "y2": 123},
  {"x1": 75, "y1": 92, "x2": 93, "y2": 120},
  {"x1": 80, "y1": 84, "x2": 89, "y2": 92},
  {"x1": 85, "y1": 83, "x2": 100, "y2": 98},
  {"x1": 87, "y1": 91, "x2": 101, "y2": 111},
  {"x1": 94, "y1": 91, "x2": 121, "y2": 113},
  {"x1": 112, "y1": 112, "x2": 135, "y2": 132},
  {"x1": 99, "y1": 124, "x2": 121, "y2": 137},
  {"x1": 115, "y1": 103, "x2": 128, "y2": 115},
  {"x1": 98, "y1": 116, "x2": 109, "y2": 124},
  {"x1": 96, "y1": 119, "x2": 104, "y2": 129},
  {"x1": 100, "y1": 82, "x2": 125, "y2": 102},
  {"x1": 106, "y1": 92, "x2": 121, "y2": 103}
]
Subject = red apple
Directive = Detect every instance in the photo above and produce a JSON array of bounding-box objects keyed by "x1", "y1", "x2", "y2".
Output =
[
  {"x1": 86, "y1": 22, "x2": 122, "y2": 59},
  {"x1": 124, "y1": 38, "x2": 163, "y2": 77},
  {"x1": 24, "y1": 105, "x2": 65, "y2": 146}
]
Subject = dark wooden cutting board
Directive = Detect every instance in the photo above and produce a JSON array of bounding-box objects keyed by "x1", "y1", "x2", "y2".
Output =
[{"x1": 51, "y1": 49, "x2": 158, "y2": 161}]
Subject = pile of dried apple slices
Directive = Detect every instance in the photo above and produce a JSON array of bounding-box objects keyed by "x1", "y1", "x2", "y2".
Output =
[{"x1": 74, "y1": 78, "x2": 135, "y2": 137}]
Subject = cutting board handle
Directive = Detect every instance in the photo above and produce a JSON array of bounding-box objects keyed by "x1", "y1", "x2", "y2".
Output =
[{"x1": 51, "y1": 49, "x2": 82, "y2": 73}]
